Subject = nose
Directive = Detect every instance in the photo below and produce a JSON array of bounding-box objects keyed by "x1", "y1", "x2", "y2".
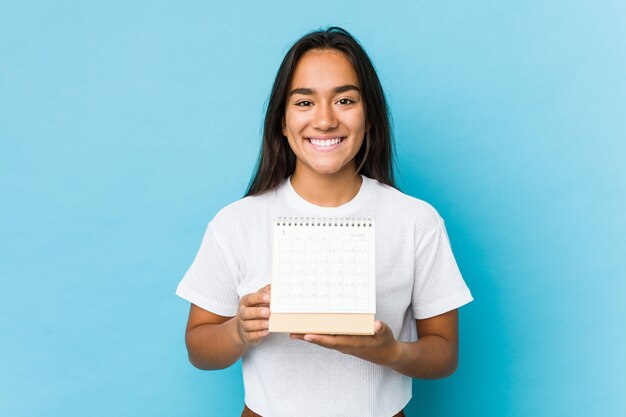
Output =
[{"x1": 312, "y1": 101, "x2": 338, "y2": 130}]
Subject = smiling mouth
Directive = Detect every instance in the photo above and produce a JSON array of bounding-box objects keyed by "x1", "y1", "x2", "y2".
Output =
[{"x1": 305, "y1": 137, "x2": 346, "y2": 148}]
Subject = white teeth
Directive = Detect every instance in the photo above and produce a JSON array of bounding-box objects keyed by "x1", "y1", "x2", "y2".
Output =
[{"x1": 309, "y1": 137, "x2": 343, "y2": 147}]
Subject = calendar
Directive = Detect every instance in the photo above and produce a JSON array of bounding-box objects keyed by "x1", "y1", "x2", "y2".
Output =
[{"x1": 269, "y1": 217, "x2": 375, "y2": 335}]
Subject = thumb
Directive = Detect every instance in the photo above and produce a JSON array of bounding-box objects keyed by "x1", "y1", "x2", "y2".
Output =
[{"x1": 374, "y1": 320, "x2": 384, "y2": 334}]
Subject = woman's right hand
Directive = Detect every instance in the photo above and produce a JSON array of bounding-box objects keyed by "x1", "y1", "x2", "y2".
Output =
[{"x1": 235, "y1": 284, "x2": 271, "y2": 346}]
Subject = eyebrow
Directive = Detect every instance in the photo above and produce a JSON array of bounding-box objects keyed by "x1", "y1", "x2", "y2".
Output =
[{"x1": 289, "y1": 84, "x2": 361, "y2": 97}]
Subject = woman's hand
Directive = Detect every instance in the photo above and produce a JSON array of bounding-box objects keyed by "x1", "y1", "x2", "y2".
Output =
[
  {"x1": 235, "y1": 284, "x2": 271, "y2": 347},
  {"x1": 290, "y1": 320, "x2": 401, "y2": 367}
]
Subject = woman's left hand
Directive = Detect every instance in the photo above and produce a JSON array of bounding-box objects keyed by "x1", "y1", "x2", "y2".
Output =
[{"x1": 290, "y1": 320, "x2": 401, "y2": 367}]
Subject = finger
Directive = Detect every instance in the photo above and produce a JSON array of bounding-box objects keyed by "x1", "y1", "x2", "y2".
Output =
[
  {"x1": 242, "y1": 291, "x2": 270, "y2": 307},
  {"x1": 290, "y1": 333, "x2": 305, "y2": 340},
  {"x1": 373, "y1": 321, "x2": 393, "y2": 339},
  {"x1": 304, "y1": 334, "x2": 372, "y2": 351},
  {"x1": 245, "y1": 329, "x2": 270, "y2": 344},
  {"x1": 374, "y1": 320, "x2": 383, "y2": 333},
  {"x1": 241, "y1": 319, "x2": 270, "y2": 332},
  {"x1": 260, "y1": 286, "x2": 271, "y2": 302},
  {"x1": 240, "y1": 306, "x2": 270, "y2": 321},
  {"x1": 303, "y1": 334, "x2": 341, "y2": 348}
]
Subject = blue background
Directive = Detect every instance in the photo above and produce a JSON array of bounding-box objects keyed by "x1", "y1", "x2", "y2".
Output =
[{"x1": 1, "y1": 1, "x2": 625, "y2": 416}]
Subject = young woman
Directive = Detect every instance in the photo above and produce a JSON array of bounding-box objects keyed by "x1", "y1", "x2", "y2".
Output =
[{"x1": 176, "y1": 27, "x2": 473, "y2": 417}]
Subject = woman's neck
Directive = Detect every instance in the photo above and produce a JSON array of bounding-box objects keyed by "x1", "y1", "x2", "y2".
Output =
[{"x1": 290, "y1": 167, "x2": 363, "y2": 207}]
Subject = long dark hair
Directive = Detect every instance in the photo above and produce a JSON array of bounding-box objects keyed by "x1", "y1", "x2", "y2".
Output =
[{"x1": 245, "y1": 27, "x2": 396, "y2": 196}]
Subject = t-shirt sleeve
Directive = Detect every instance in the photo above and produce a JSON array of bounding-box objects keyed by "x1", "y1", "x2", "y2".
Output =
[
  {"x1": 412, "y1": 218, "x2": 473, "y2": 319},
  {"x1": 175, "y1": 221, "x2": 240, "y2": 317}
]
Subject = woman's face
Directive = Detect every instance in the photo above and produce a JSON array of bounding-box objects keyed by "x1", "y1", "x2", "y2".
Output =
[{"x1": 282, "y1": 49, "x2": 366, "y2": 178}]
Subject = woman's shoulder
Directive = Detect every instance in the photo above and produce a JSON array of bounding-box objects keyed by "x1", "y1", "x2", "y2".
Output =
[
  {"x1": 366, "y1": 177, "x2": 442, "y2": 224},
  {"x1": 210, "y1": 186, "x2": 280, "y2": 227}
]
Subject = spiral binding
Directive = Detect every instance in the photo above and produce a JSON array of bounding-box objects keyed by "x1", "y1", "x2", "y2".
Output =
[{"x1": 274, "y1": 217, "x2": 373, "y2": 227}]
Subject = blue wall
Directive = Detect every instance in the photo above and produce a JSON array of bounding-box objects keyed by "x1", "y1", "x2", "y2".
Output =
[{"x1": 1, "y1": 1, "x2": 624, "y2": 416}]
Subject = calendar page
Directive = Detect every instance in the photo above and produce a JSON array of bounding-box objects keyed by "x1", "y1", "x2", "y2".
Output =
[{"x1": 271, "y1": 217, "x2": 376, "y2": 314}]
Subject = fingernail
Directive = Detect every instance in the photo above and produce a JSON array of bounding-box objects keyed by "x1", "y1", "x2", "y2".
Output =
[{"x1": 263, "y1": 295, "x2": 270, "y2": 303}]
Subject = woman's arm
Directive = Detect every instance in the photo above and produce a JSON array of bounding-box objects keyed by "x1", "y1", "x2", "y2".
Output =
[
  {"x1": 389, "y1": 310, "x2": 458, "y2": 379},
  {"x1": 291, "y1": 309, "x2": 459, "y2": 379},
  {"x1": 184, "y1": 285, "x2": 271, "y2": 370}
]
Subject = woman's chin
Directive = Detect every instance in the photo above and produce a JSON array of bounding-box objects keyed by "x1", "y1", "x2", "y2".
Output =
[
  {"x1": 308, "y1": 164, "x2": 351, "y2": 176},
  {"x1": 295, "y1": 157, "x2": 358, "y2": 178}
]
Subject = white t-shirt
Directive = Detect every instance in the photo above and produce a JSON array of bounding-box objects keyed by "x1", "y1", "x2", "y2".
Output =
[{"x1": 176, "y1": 175, "x2": 473, "y2": 417}]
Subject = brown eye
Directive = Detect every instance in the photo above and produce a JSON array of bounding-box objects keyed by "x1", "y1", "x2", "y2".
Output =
[
  {"x1": 296, "y1": 101, "x2": 312, "y2": 107},
  {"x1": 338, "y1": 98, "x2": 354, "y2": 105}
]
